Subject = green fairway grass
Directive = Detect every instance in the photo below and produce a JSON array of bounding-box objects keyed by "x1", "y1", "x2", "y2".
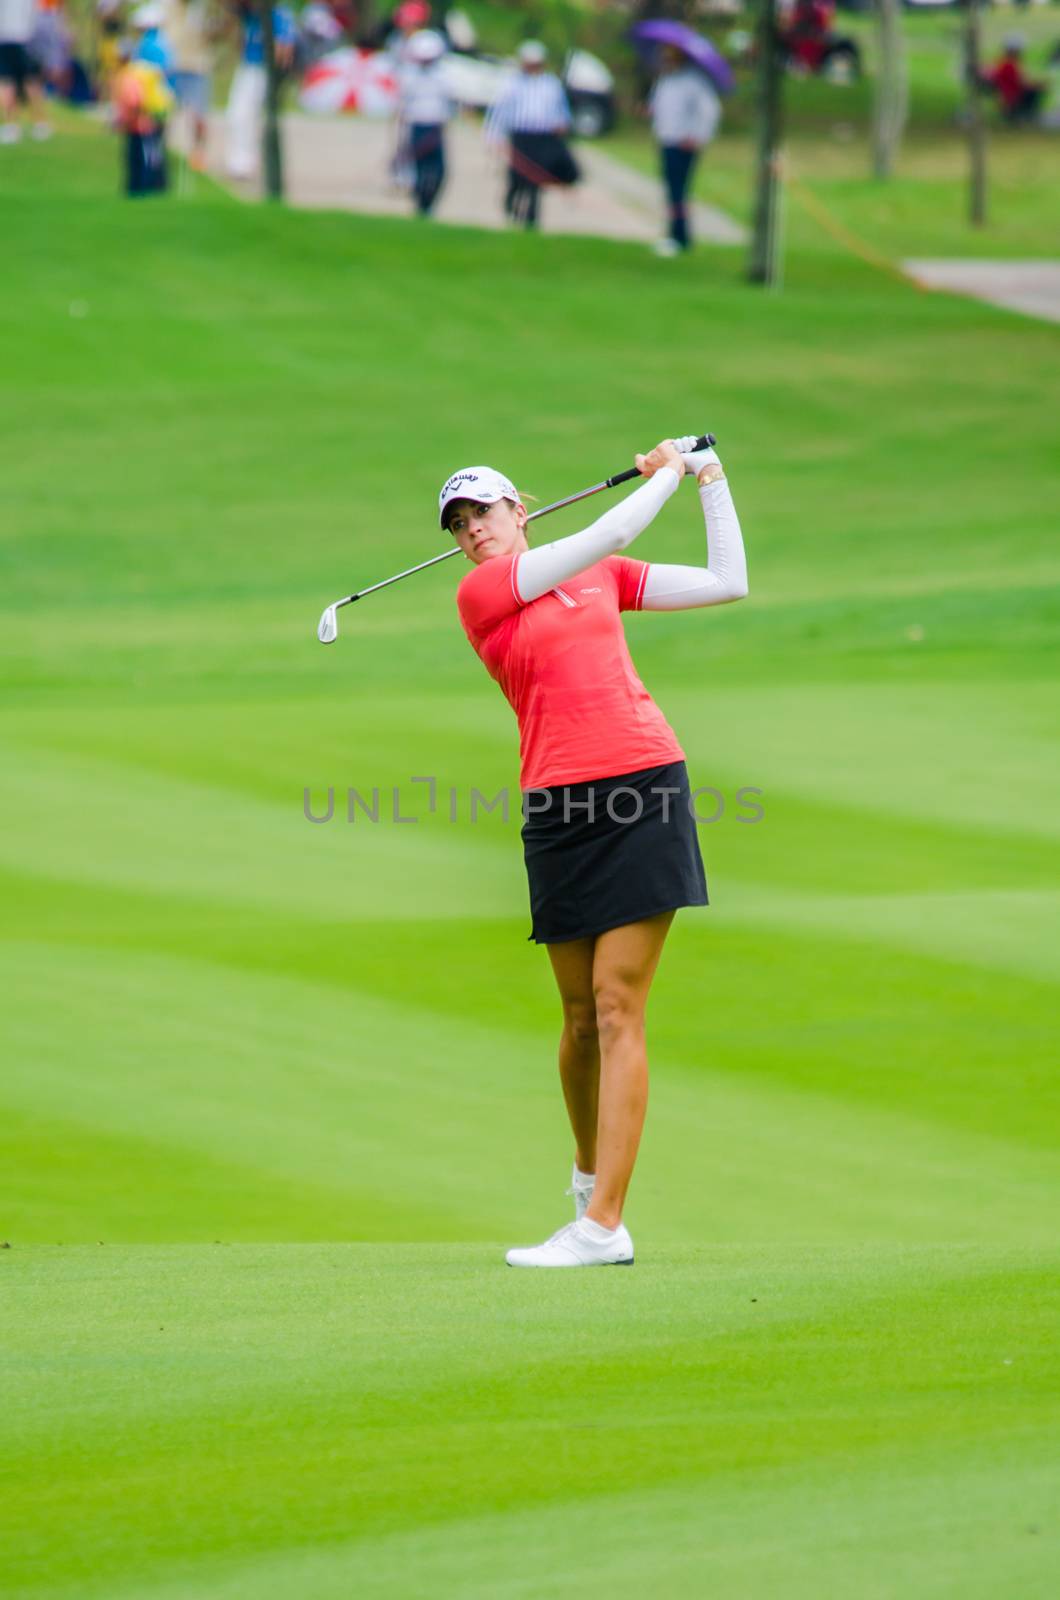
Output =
[
  {"x1": 1, "y1": 120, "x2": 1058, "y2": 1598},
  {"x1": 3, "y1": 1244, "x2": 1057, "y2": 1600}
]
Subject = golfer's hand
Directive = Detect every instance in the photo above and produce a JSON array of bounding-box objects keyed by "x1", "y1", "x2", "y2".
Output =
[
  {"x1": 636, "y1": 440, "x2": 687, "y2": 480},
  {"x1": 678, "y1": 437, "x2": 723, "y2": 478}
]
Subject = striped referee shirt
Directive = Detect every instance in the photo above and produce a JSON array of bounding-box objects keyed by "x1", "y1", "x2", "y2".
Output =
[{"x1": 485, "y1": 70, "x2": 571, "y2": 142}]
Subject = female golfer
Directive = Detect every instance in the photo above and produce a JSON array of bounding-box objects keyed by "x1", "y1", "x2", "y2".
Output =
[{"x1": 440, "y1": 436, "x2": 749, "y2": 1267}]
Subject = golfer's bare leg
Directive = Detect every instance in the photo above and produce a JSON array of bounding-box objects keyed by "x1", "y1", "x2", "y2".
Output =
[
  {"x1": 546, "y1": 935, "x2": 600, "y2": 1173},
  {"x1": 587, "y1": 910, "x2": 675, "y2": 1229}
]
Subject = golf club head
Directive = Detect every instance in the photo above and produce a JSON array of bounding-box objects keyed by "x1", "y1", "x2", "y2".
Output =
[{"x1": 317, "y1": 604, "x2": 339, "y2": 645}]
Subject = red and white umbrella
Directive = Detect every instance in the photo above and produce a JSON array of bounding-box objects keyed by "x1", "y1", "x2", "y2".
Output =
[{"x1": 298, "y1": 49, "x2": 401, "y2": 117}]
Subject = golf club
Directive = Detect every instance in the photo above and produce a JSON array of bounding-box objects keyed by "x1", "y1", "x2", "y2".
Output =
[{"x1": 317, "y1": 434, "x2": 716, "y2": 643}]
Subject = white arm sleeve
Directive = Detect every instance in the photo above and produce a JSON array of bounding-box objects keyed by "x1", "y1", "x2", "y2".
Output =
[
  {"x1": 515, "y1": 466, "x2": 681, "y2": 604},
  {"x1": 640, "y1": 475, "x2": 749, "y2": 610}
]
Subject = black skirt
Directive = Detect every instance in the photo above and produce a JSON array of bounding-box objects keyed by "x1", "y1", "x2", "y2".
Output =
[{"x1": 521, "y1": 760, "x2": 709, "y2": 945}]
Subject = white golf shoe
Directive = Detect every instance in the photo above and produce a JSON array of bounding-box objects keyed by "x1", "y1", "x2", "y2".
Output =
[
  {"x1": 506, "y1": 1218, "x2": 634, "y2": 1268},
  {"x1": 566, "y1": 1165, "x2": 595, "y2": 1221}
]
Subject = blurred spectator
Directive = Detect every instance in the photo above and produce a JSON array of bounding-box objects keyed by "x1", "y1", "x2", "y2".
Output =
[
  {"x1": 399, "y1": 26, "x2": 450, "y2": 216},
  {"x1": 96, "y1": 0, "x2": 124, "y2": 95},
  {"x1": 386, "y1": 0, "x2": 429, "y2": 61},
  {"x1": 224, "y1": 0, "x2": 294, "y2": 180},
  {"x1": 982, "y1": 35, "x2": 1045, "y2": 126},
  {"x1": 485, "y1": 39, "x2": 574, "y2": 232},
  {"x1": 132, "y1": 1, "x2": 174, "y2": 78},
  {"x1": 164, "y1": 1, "x2": 214, "y2": 171},
  {"x1": 0, "y1": 0, "x2": 52, "y2": 142},
  {"x1": 328, "y1": 0, "x2": 356, "y2": 37},
  {"x1": 30, "y1": 0, "x2": 72, "y2": 100},
  {"x1": 113, "y1": 34, "x2": 174, "y2": 193},
  {"x1": 782, "y1": 0, "x2": 834, "y2": 77},
  {"x1": 385, "y1": 0, "x2": 430, "y2": 186},
  {"x1": 299, "y1": 1, "x2": 343, "y2": 68},
  {"x1": 649, "y1": 43, "x2": 719, "y2": 257}
]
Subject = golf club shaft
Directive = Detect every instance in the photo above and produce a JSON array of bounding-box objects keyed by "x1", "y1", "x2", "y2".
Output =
[
  {"x1": 344, "y1": 546, "x2": 459, "y2": 604},
  {"x1": 335, "y1": 435, "x2": 716, "y2": 608},
  {"x1": 528, "y1": 434, "x2": 715, "y2": 521}
]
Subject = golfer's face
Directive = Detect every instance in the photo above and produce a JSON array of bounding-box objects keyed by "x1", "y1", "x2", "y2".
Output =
[{"x1": 447, "y1": 498, "x2": 522, "y2": 564}]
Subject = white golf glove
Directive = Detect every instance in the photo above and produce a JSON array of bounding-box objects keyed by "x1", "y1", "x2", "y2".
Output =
[{"x1": 673, "y1": 434, "x2": 722, "y2": 477}]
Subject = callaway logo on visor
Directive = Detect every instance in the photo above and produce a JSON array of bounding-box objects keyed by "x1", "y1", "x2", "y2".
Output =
[{"x1": 442, "y1": 472, "x2": 482, "y2": 496}]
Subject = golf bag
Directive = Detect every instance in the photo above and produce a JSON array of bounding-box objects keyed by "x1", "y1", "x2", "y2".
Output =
[{"x1": 533, "y1": 133, "x2": 581, "y2": 187}]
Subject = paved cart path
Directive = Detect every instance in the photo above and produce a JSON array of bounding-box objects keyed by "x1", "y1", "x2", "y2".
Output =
[
  {"x1": 195, "y1": 110, "x2": 746, "y2": 246},
  {"x1": 904, "y1": 259, "x2": 1060, "y2": 324}
]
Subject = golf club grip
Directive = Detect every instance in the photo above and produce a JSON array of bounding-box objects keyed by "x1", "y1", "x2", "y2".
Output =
[{"x1": 605, "y1": 434, "x2": 716, "y2": 489}]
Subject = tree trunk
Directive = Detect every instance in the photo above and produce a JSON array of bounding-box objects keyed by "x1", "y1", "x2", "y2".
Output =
[
  {"x1": 964, "y1": 0, "x2": 987, "y2": 226},
  {"x1": 260, "y1": 1, "x2": 284, "y2": 202},
  {"x1": 872, "y1": 0, "x2": 907, "y2": 180},
  {"x1": 748, "y1": 0, "x2": 784, "y2": 285}
]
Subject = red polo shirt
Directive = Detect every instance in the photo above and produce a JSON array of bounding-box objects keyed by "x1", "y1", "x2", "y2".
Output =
[{"x1": 456, "y1": 551, "x2": 685, "y2": 790}]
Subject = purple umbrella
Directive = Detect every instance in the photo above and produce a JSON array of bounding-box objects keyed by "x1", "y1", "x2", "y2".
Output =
[{"x1": 631, "y1": 19, "x2": 736, "y2": 95}]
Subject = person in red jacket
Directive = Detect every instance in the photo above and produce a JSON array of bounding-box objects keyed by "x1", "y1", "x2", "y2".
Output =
[
  {"x1": 783, "y1": 0, "x2": 834, "y2": 75},
  {"x1": 982, "y1": 36, "x2": 1044, "y2": 125}
]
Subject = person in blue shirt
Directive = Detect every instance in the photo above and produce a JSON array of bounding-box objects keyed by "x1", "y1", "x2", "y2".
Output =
[
  {"x1": 224, "y1": 0, "x2": 295, "y2": 180},
  {"x1": 131, "y1": 3, "x2": 175, "y2": 81}
]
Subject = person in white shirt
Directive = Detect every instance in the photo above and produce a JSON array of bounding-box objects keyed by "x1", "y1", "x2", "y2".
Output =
[
  {"x1": 649, "y1": 44, "x2": 720, "y2": 256},
  {"x1": 224, "y1": 1, "x2": 295, "y2": 182},
  {"x1": 0, "y1": 0, "x2": 51, "y2": 144},
  {"x1": 485, "y1": 38, "x2": 572, "y2": 230},
  {"x1": 399, "y1": 27, "x2": 451, "y2": 215}
]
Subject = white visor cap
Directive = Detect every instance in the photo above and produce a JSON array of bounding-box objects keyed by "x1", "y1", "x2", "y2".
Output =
[
  {"x1": 439, "y1": 466, "x2": 520, "y2": 529},
  {"x1": 518, "y1": 39, "x2": 548, "y2": 66}
]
